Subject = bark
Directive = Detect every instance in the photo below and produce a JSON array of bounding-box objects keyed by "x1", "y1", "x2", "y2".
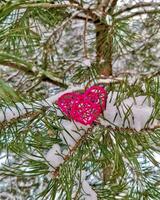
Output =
[
  {"x1": 96, "y1": 22, "x2": 113, "y2": 76},
  {"x1": 96, "y1": 22, "x2": 114, "y2": 183},
  {"x1": 95, "y1": 1, "x2": 118, "y2": 183},
  {"x1": 102, "y1": 132, "x2": 113, "y2": 182}
]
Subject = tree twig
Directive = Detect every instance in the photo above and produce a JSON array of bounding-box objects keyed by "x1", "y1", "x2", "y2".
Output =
[
  {"x1": 0, "y1": 61, "x2": 68, "y2": 88},
  {"x1": 45, "y1": 11, "x2": 82, "y2": 46},
  {"x1": 20, "y1": 3, "x2": 82, "y2": 10},
  {"x1": 114, "y1": 2, "x2": 160, "y2": 16},
  {"x1": 115, "y1": 9, "x2": 160, "y2": 21},
  {"x1": 108, "y1": 0, "x2": 118, "y2": 14},
  {"x1": 83, "y1": 14, "x2": 89, "y2": 58}
]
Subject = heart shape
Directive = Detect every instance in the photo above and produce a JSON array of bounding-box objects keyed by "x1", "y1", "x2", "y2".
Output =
[{"x1": 57, "y1": 85, "x2": 107, "y2": 125}]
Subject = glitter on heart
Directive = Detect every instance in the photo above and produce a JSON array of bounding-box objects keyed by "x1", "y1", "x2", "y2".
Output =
[{"x1": 57, "y1": 85, "x2": 107, "y2": 125}]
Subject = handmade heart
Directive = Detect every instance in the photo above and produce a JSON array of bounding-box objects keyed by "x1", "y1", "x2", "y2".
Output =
[{"x1": 57, "y1": 85, "x2": 107, "y2": 125}]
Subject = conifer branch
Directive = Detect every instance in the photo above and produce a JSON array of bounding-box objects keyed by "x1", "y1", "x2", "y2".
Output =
[
  {"x1": 50, "y1": 124, "x2": 160, "y2": 178},
  {"x1": 0, "y1": 82, "x2": 159, "y2": 131},
  {"x1": 106, "y1": 125, "x2": 160, "y2": 133},
  {"x1": 52, "y1": 127, "x2": 93, "y2": 177},
  {"x1": 0, "y1": 0, "x2": 160, "y2": 198},
  {"x1": 0, "y1": 61, "x2": 68, "y2": 88},
  {"x1": 99, "y1": 0, "x2": 111, "y2": 10},
  {"x1": 0, "y1": 86, "x2": 83, "y2": 123},
  {"x1": 0, "y1": 72, "x2": 159, "y2": 125}
]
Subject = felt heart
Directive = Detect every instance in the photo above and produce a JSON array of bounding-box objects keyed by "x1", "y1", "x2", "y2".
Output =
[{"x1": 57, "y1": 85, "x2": 107, "y2": 125}]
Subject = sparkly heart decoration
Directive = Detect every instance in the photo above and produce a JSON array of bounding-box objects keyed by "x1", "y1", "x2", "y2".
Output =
[{"x1": 57, "y1": 85, "x2": 107, "y2": 125}]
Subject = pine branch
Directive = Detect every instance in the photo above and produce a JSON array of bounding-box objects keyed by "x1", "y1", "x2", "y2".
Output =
[
  {"x1": 48, "y1": 122, "x2": 160, "y2": 179},
  {"x1": 105, "y1": 125, "x2": 160, "y2": 134},
  {"x1": 0, "y1": 80, "x2": 159, "y2": 130},
  {"x1": 74, "y1": 14, "x2": 93, "y2": 22},
  {"x1": 0, "y1": 60, "x2": 32, "y2": 74},
  {"x1": 19, "y1": 2, "x2": 97, "y2": 20},
  {"x1": 52, "y1": 127, "x2": 93, "y2": 177},
  {"x1": 69, "y1": 0, "x2": 79, "y2": 4},
  {"x1": 0, "y1": 60, "x2": 67, "y2": 88},
  {"x1": 0, "y1": 86, "x2": 83, "y2": 123},
  {"x1": 0, "y1": 72, "x2": 159, "y2": 124},
  {"x1": 97, "y1": 0, "x2": 118, "y2": 15}
]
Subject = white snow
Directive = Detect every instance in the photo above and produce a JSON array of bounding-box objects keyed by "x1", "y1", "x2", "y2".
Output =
[
  {"x1": 0, "y1": 192, "x2": 15, "y2": 200},
  {"x1": 72, "y1": 170, "x2": 97, "y2": 200},
  {"x1": 83, "y1": 58, "x2": 91, "y2": 67},
  {"x1": 100, "y1": 92, "x2": 159, "y2": 131},
  {"x1": 122, "y1": 95, "x2": 154, "y2": 107},
  {"x1": 153, "y1": 152, "x2": 160, "y2": 163},
  {"x1": 105, "y1": 15, "x2": 113, "y2": 26},
  {"x1": 45, "y1": 144, "x2": 64, "y2": 169},
  {"x1": 82, "y1": 180, "x2": 97, "y2": 200},
  {"x1": 0, "y1": 102, "x2": 34, "y2": 122},
  {"x1": 60, "y1": 120, "x2": 90, "y2": 147},
  {"x1": 0, "y1": 153, "x2": 6, "y2": 167}
]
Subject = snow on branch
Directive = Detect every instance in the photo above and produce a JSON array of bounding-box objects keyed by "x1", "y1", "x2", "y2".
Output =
[
  {"x1": 100, "y1": 92, "x2": 159, "y2": 132},
  {"x1": 0, "y1": 80, "x2": 159, "y2": 131},
  {"x1": 73, "y1": 170, "x2": 97, "y2": 200},
  {"x1": 44, "y1": 91, "x2": 159, "y2": 176},
  {"x1": 45, "y1": 122, "x2": 96, "y2": 198},
  {"x1": 0, "y1": 86, "x2": 83, "y2": 123},
  {"x1": 4, "y1": 81, "x2": 156, "y2": 198},
  {"x1": 45, "y1": 121, "x2": 91, "y2": 173},
  {"x1": 41, "y1": 91, "x2": 159, "y2": 199},
  {"x1": 43, "y1": 90, "x2": 159, "y2": 178}
]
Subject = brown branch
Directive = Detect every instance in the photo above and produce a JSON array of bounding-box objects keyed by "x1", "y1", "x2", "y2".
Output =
[
  {"x1": 0, "y1": 61, "x2": 68, "y2": 88},
  {"x1": 115, "y1": 9, "x2": 160, "y2": 21},
  {"x1": 20, "y1": 3, "x2": 82, "y2": 10},
  {"x1": 83, "y1": 14, "x2": 88, "y2": 58},
  {"x1": 142, "y1": 70, "x2": 160, "y2": 80},
  {"x1": 114, "y1": 2, "x2": 160, "y2": 16},
  {"x1": 106, "y1": 125, "x2": 160, "y2": 133},
  {"x1": 0, "y1": 111, "x2": 43, "y2": 130},
  {"x1": 108, "y1": 0, "x2": 118, "y2": 14},
  {"x1": 0, "y1": 60, "x2": 33, "y2": 74},
  {"x1": 97, "y1": 0, "x2": 111, "y2": 17},
  {"x1": 20, "y1": 2, "x2": 97, "y2": 20},
  {"x1": 45, "y1": 11, "x2": 81, "y2": 46},
  {"x1": 69, "y1": 0, "x2": 79, "y2": 4},
  {"x1": 97, "y1": 0, "x2": 118, "y2": 15},
  {"x1": 74, "y1": 15, "x2": 93, "y2": 22},
  {"x1": 99, "y1": 0, "x2": 111, "y2": 9}
]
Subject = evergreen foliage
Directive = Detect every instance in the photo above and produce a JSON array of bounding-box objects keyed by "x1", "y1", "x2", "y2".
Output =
[{"x1": 0, "y1": 0, "x2": 160, "y2": 199}]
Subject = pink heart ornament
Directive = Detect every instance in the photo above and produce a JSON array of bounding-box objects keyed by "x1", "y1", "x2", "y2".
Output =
[{"x1": 57, "y1": 86, "x2": 107, "y2": 125}]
